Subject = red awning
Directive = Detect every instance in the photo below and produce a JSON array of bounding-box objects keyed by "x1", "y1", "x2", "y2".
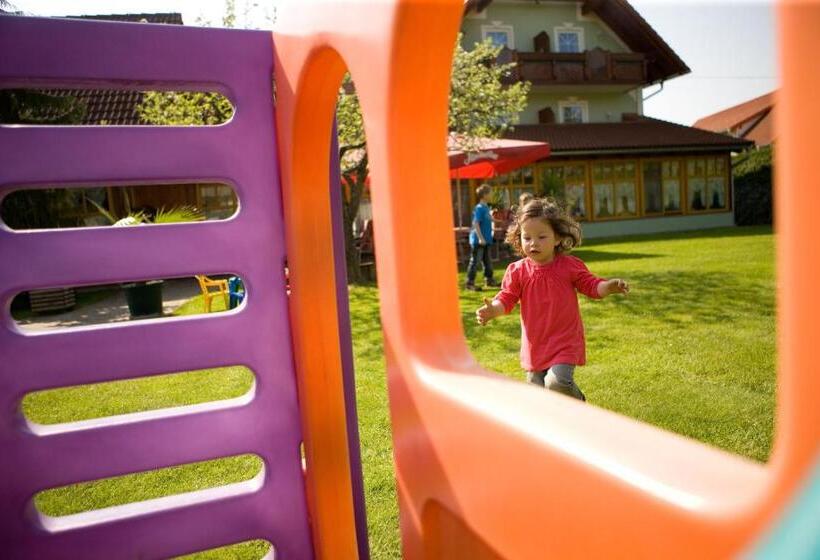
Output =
[
  {"x1": 341, "y1": 137, "x2": 550, "y2": 185},
  {"x1": 447, "y1": 137, "x2": 550, "y2": 179}
]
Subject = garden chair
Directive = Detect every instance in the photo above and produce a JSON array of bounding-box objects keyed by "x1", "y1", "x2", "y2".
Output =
[
  {"x1": 354, "y1": 219, "x2": 375, "y2": 279},
  {"x1": 194, "y1": 275, "x2": 229, "y2": 313}
]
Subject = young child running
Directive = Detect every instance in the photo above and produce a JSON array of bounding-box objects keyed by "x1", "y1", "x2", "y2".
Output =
[{"x1": 476, "y1": 197, "x2": 629, "y2": 401}]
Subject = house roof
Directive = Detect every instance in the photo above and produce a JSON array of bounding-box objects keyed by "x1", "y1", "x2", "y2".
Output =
[
  {"x1": 464, "y1": 0, "x2": 690, "y2": 84},
  {"x1": 693, "y1": 91, "x2": 776, "y2": 133},
  {"x1": 41, "y1": 13, "x2": 184, "y2": 125},
  {"x1": 744, "y1": 110, "x2": 775, "y2": 146},
  {"x1": 505, "y1": 116, "x2": 753, "y2": 155},
  {"x1": 36, "y1": 89, "x2": 147, "y2": 125}
]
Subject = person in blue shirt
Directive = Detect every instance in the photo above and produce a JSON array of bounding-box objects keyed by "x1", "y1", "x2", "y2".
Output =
[{"x1": 466, "y1": 184, "x2": 498, "y2": 291}]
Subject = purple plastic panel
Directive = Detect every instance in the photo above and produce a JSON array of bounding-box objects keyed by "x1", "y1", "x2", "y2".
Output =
[
  {"x1": 0, "y1": 15, "x2": 313, "y2": 559},
  {"x1": 329, "y1": 126, "x2": 370, "y2": 560}
]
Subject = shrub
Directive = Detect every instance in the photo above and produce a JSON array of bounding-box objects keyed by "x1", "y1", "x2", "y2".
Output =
[{"x1": 733, "y1": 145, "x2": 773, "y2": 226}]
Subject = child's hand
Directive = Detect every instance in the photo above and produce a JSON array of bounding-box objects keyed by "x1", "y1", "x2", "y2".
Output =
[
  {"x1": 601, "y1": 278, "x2": 629, "y2": 296},
  {"x1": 476, "y1": 297, "x2": 500, "y2": 326}
]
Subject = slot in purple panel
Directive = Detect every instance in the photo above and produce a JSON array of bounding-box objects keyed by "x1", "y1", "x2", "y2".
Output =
[{"x1": 0, "y1": 15, "x2": 313, "y2": 559}]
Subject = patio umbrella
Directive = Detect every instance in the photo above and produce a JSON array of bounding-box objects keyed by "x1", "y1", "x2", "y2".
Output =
[
  {"x1": 342, "y1": 137, "x2": 550, "y2": 185},
  {"x1": 447, "y1": 137, "x2": 550, "y2": 179}
]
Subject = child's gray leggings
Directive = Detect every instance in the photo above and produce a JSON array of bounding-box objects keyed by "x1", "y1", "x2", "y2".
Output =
[{"x1": 527, "y1": 364, "x2": 586, "y2": 402}]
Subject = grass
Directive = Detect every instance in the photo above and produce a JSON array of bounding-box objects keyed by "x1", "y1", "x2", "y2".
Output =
[
  {"x1": 172, "y1": 291, "x2": 230, "y2": 316},
  {"x1": 23, "y1": 225, "x2": 775, "y2": 559},
  {"x1": 463, "y1": 225, "x2": 775, "y2": 461},
  {"x1": 35, "y1": 454, "x2": 262, "y2": 517},
  {"x1": 30, "y1": 293, "x2": 264, "y2": 559},
  {"x1": 22, "y1": 367, "x2": 254, "y2": 425}
]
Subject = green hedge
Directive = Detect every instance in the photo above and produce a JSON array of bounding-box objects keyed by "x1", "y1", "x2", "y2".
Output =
[{"x1": 733, "y1": 145, "x2": 773, "y2": 226}]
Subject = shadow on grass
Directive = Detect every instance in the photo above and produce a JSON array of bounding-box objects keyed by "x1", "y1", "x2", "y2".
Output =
[
  {"x1": 459, "y1": 267, "x2": 774, "y2": 354},
  {"x1": 611, "y1": 270, "x2": 774, "y2": 326},
  {"x1": 571, "y1": 249, "x2": 661, "y2": 263},
  {"x1": 583, "y1": 224, "x2": 773, "y2": 247},
  {"x1": 349, "y1": 225, "x2": 775, "y2": 363}
]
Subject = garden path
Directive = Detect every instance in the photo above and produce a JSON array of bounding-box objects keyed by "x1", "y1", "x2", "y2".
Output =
[{"x1": 17, "y1": 277, "x2": 201, "y2": 333}]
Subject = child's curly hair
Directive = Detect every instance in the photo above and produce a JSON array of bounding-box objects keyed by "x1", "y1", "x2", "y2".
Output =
[{"x1": 505, "y1": 197, "x2": 582, "y2": 257}]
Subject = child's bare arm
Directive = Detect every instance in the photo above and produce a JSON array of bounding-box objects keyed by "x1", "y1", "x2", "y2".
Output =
[
  {"x1": 476, "y1": 297, "x2": 505, "y2": 326},
  {"x1": 597, "y1": 278, "x2": 630, "y2": 297}
]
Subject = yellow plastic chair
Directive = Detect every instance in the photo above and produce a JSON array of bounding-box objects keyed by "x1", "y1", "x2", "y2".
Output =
[{"x1": 195, "y1": 275, "x2": 229, "y2": 312}]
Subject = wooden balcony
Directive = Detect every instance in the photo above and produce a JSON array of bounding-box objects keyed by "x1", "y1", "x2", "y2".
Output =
[{"x1": 501, "y1": 47, "x2": 648, "y2": 86}]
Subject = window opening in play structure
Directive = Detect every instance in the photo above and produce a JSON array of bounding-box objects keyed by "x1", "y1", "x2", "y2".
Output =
[
  {"x1": 1, "y1": 183, "x2": 238, "y2": 230},
  {"x1": 451, "y1": 5, "x2": 775, "y2": 465},
  {"x1": 338, "y1": 74, "x2": 375, "y2": 285},
  {"x1": 33, "y1": 453, "x2": 265, "y2": 533},
  {"x1": 11, "y1": 274, "x2": 248, "y2": 332},
  {"x1": 21, "y1": 365, "x2": 256, "y2": 434},
  {"x1": 461, "y1": 205, "x2": 775, "y2": 464},
  {"x1": 0, "y1": 88, "x2": 234, "y2": 126},
  {"x1": 336, "y1": 73, "x2": 391, "y2": 551}
]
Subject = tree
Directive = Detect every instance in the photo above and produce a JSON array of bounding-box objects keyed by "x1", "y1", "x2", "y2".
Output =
[
  {"x1": 135, "y1": 7, "x2": 529, "y2": 284},
  {"x1": 136, "y1": 1, "x2": 241, "y2": 126},
  {"x1": 448, "y1": 37, "x2": 530, "y2": 151},
  {"x1": 338, "y1": 35, "x2": 529, "y2": 283},
  {"x1": 136, "y1": 91, "x2": 233, "y2": 126},
  {"x1": 136, "y1": 0, "x2": 276, "y2": 126},
  {"x1": 0, "y1": 90, "x2": 87, "y2": 125}
]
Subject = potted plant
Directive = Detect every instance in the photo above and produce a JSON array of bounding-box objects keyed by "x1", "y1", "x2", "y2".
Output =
[{"x1": 90, "y1": 201, "x2": 205, "y2": 318}]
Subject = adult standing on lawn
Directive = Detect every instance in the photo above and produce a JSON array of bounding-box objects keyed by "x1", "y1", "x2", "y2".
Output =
[{"x1": 465, "y1": 184, "x2": 498, "y2": 291}]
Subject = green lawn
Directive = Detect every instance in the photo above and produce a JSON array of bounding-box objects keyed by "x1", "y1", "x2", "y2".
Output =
[
  {"x1": 24, "y1": 225, "x2": 775, "y2": 559},
  {"x1": 464, "y1": 225, "x2": 776, "y2": 462}
]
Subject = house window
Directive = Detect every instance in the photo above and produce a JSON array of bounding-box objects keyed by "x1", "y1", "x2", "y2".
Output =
[
  {"x1": 539, "y1": 164, "x2": 588, "y2": 220},
  {"x1": 642, "y1": 161, "x2": 663, "y2": 215},
  {"x1": 686, "y1": 156, "x2": 728, "y2": 212},
  {"x1": 592, "y1": 161, "x2": 637, "y2": 220},
  {"x1": 198, "y1": 184, "x2": 237, "y2": 219},
  {"x1": 662, "y1": 161, "x2": 683, "y2": 212},
  {"x1": 504, "y1": 167, "x2": 534, "y2": 210},
  {"x1": 558, "y1": 100, "x2": 588, "y2": 124},
  {"x1": 554, "y1": 26, "x2": 584, "y2": 53},
  {"x1": 479, "y1": 166, "x2": 537, "y2": 220},
  {"x1": 451, "y1": 178, "x2": 472, "y2": 227},
  {"x1": 482, "y1": 24, "x2": 514, "y2": 49},
  {"x1": 641, "y1": 159, "x2": 683, "y2": 215}
]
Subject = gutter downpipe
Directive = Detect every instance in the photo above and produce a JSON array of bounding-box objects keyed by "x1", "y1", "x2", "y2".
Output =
[{"x1": 642, "y1": 80, "x2": 665, "y2": 102}]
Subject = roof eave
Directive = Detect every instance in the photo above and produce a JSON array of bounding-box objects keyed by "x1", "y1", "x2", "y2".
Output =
[{"x1": 549, "y1": 143, "x2": 754, "y2": 157}]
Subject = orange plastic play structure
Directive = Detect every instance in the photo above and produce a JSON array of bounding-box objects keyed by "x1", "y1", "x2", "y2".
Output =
[{"x1": 273, "y1": 0, "x2": 819, "y2": 557}]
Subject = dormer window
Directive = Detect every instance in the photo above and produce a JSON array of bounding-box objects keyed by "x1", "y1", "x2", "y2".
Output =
[
  {"x1": 554, "y1": 25, "x2": 584, "y2": 53},
  {"x1": 558, "y1": 100, "x2": 589, "y2": 124},
  {"x1": 482, "y1": 23, "x2": 514, "y2": 49}
]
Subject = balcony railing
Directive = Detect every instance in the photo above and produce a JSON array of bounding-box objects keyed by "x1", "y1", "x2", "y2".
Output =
[{"x1": 501, "y1": 48, "x2": 648, "y2": 86}]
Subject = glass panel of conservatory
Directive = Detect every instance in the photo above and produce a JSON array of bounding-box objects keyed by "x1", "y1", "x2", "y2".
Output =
[
  {"x1": 707, "y1": 176, "x2": 727, "y2": 209},
  {"x1": 688, "y1": 177, "x2": 707, "y2": 211},
  {"x1": 642, "y1": 161, "x2": 663, "y2": 214}
]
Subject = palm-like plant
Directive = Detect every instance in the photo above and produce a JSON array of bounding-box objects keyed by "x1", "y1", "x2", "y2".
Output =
[
  {"x1": 87, "y1": 198, "x2": 206, "y2": 226},
  {"x1": 153, "y1": 206, "x2": 206, "y2": 224},
  {"x1": 85, "y1": 198, "x2": 206, "y2": 318}
]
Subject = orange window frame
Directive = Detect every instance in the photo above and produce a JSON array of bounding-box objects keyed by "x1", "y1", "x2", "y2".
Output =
[
  {"x1": 590, "y1": 158, "x2": 640, "y2": 221},
  {"x1": 536, "y1": 161, "x2": 591, "y2": 221}
]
